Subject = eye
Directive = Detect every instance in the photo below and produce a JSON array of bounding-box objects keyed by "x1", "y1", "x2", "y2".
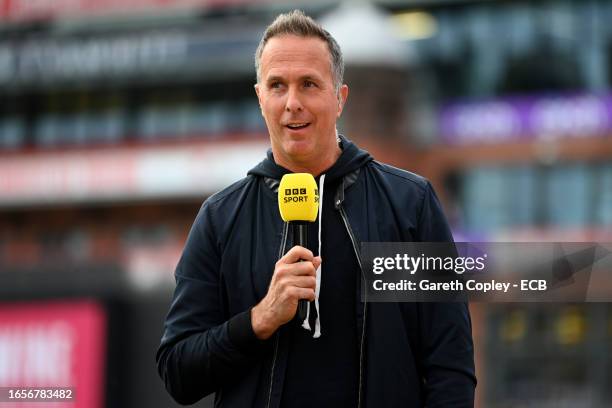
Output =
[
  {"x1": 269, "y1": 81, "x2": 283, "y2": 89},
  {"x1": 304, "y1": 80, "x2": 317, "y2": 88}
]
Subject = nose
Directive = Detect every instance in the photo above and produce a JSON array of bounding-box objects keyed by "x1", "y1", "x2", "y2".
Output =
[{"x1": 285, "y1": 86, "x2": 303, "y2": 112}]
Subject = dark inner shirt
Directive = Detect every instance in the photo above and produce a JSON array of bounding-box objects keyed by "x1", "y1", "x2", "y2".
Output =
[{"x1": 279, "y1": 179, "x2": 359, "y2": 407}]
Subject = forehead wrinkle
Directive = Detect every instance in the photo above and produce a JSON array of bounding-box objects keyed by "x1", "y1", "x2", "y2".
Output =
[
  {"x1": 262, "y1": 53, "x2": 328, "y2": 73},
  {"x1": 263, "y1": 35, "x2": 330, "y2": 59}
]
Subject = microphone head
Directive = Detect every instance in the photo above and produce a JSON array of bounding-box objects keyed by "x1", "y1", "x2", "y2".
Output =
[{"x1": 278, "y1": 173, "x2": 319, "y2": 222}]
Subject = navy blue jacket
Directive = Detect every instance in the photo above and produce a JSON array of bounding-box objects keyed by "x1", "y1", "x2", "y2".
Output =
[{"x1": 156, "y1": 136, "x2": 476, "y2": 407}]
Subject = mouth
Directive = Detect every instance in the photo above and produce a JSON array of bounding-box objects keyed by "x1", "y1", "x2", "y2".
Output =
[{"x1": 285, "y1": 122, "x2": 311, "y2": 131}]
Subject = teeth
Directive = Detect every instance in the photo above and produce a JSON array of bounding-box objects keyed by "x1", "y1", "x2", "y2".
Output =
[{"x1": 288, "y1": 123, "x2": 308, "y2": 128}]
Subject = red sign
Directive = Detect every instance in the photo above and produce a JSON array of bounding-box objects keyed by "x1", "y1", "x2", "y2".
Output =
[
  {"x1": 0, "y1": 300, "x2": 106, "y2": 408},
  {"x1": 0, "y1": 0, "x2": 258, "y2": 23}
]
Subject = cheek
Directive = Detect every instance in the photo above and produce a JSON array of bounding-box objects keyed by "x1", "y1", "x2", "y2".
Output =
[
  {"x1": 259, "y1": 105, "x2": 274, "y2": 123},
  {"x1": 262, "y1": 99, "x2": 283, "y2": 119},
  {"x1": 320, "y1": 106, "x2": 338, "y2": 124},
  {"x1": 317, "y1": 98, "x2": 340, "y2": 120}
]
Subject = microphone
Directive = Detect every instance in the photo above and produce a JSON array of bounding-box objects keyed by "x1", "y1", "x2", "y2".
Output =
[{"x1": 278, "y1": 173, "x2": 320, "y2": 322}]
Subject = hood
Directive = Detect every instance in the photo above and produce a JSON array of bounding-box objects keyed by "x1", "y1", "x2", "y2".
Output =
[
  {"x1": 247, "y1": 135, "x2": 373, "y2": 183},
  {"x1": 247, "y1": 135, "x2": 372, "y2": 339}
]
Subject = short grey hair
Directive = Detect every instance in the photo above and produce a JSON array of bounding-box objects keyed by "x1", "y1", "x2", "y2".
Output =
[{"x1": 254, "y1": 9, "x2": 344, "y2": 92}]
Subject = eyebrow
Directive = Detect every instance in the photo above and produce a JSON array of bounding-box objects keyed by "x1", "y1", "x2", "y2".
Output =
[{"x1": 265, "y1": 74, "x2": 322, "y2": 83}]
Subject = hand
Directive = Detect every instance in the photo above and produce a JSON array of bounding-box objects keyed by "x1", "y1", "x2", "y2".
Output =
[{"x1": 251, "y1": 246, "x2": 321, "y2": 340}]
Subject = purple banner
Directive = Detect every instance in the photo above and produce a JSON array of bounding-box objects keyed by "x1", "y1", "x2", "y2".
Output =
[{"x1": 440, "y1": 93, "x2": 612, "y2": 144}]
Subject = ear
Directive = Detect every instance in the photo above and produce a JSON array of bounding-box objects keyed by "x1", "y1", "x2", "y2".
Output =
[
  {"x1": 254, "y1": 83, "x2": 262, "y2": 108},
  {"x1": 337, "y1": 84, "x2": 349, "y2": 117}
]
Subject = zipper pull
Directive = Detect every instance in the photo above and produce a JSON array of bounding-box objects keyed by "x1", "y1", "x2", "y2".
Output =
[{"x1": 334, "y1": 179, "x2": 345, "y2": 210}]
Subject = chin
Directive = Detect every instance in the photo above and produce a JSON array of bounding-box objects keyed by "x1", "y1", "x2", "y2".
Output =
[{"x1": 283, "y1": 139, "x2": 314, "y2": 155}]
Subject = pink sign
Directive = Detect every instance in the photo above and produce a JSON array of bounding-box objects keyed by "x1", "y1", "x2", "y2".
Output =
[
  {"x1": 0, "y1": 0, "x2": 257, "y2": 22},
  {"x1": 0, "y1": 300, "x2": 106, "y2": 408}
]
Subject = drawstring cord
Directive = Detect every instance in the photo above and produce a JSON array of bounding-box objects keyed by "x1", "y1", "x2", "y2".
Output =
[{"x1": 301, "y1": 173, "x2": 325, "y2": 338}]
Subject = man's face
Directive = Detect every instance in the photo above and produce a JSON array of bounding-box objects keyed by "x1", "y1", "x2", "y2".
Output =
[{"x1": 255, "y1": 35, "x2": 348, "y2": 170}]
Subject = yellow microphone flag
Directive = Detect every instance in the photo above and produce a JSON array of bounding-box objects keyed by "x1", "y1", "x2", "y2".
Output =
[{"x1": 278, "y1": 173, "x2": 319, "y2": 222}]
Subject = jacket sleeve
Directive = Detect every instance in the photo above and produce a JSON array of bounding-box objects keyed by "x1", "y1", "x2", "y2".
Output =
[
  {"x1": 417, "y1": 182, "x2": 477, "y2": 407},
  {"x1": 156, "y1": 201, "x2": 265, "y2": 405}
]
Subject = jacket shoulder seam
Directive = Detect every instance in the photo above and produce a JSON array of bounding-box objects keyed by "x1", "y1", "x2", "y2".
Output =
[
  {"x1": 198, "y1": 176, "x2": 254, "y2": 251},
  {"x1": 370, "y1": 161, "x2": 429, "y2": 192},
  {"x1": 206, "y1": 176, "x2": 253, "y2": 208}
]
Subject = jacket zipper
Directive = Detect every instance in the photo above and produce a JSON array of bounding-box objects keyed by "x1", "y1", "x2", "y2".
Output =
[
  {"x1": 266, "y1": 222, "x2": 289, "y2": 408},
  {"x1": 338, "y1": 204, "x2": 367, "y2": 408},
  {"x1": 266, "y1": 335, "x2": 280, "y2": 408},
  {"x1": 268, "y1": 209, "x2": 367, "y2": 407}
]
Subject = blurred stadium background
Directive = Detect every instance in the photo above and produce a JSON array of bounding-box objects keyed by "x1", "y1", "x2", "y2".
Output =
[{"x1": 0, "y1": 0, "x2": 611, "y2": 407}]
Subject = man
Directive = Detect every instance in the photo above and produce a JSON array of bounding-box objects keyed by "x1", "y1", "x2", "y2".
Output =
[{"x1": 157, "y1": 10, "x2": 476, "y2": 407}]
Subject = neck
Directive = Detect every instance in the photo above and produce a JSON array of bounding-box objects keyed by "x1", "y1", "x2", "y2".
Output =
[{"x1": 274, "y1": 143, "x2": 341, "y2": 177}]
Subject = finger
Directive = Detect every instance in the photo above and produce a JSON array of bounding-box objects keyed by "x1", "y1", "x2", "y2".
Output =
[
  {"x1": 284, "y1": 275, "x2": 316, "y2": 290},
  {"x1": 312, "y1": 256, "x2": 322, "y2": 270},
  {"x1": 288, "y1": 287, "x2": 316, "y2": 302},
  {"x1": 275, "y1": 261, "x2": 317, "y2": 279},
  {"x1": 291, "y1": 261, "x2": 317, "y2": 276},
  {"x1": 281, "y1": 245, "x2": 314, "y2": 264}
]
